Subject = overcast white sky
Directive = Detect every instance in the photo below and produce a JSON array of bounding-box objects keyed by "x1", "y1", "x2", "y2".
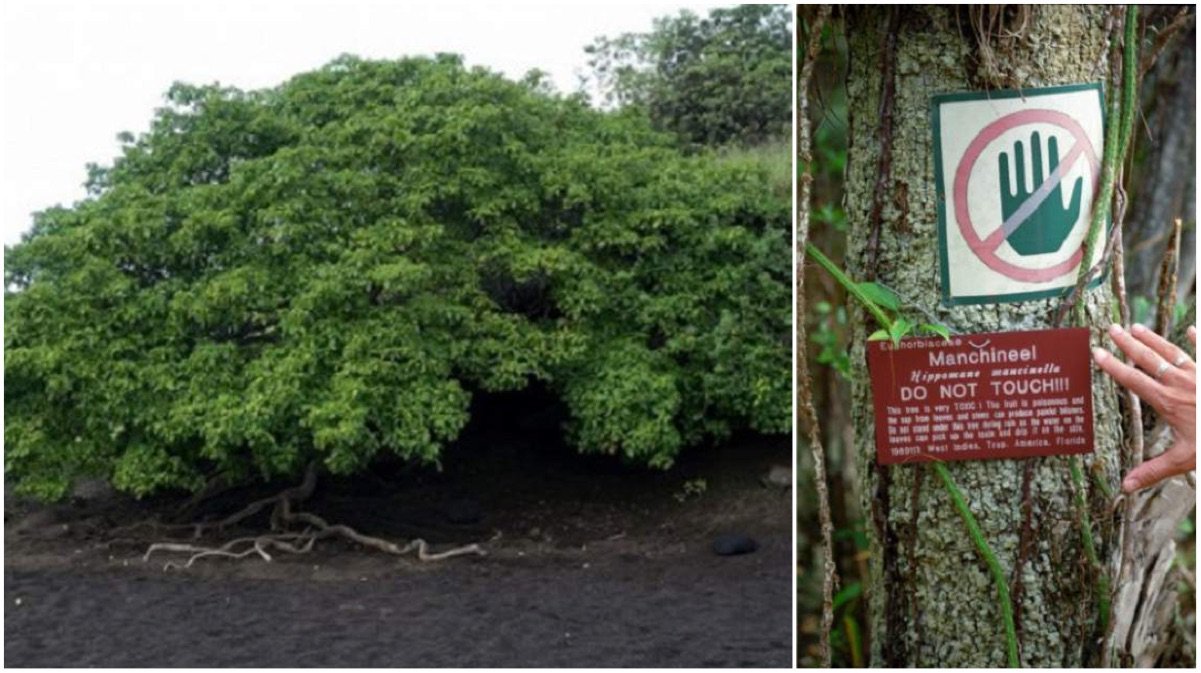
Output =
[{"x1": 0, "y1": 0, "x2": 734, "y2": 247}]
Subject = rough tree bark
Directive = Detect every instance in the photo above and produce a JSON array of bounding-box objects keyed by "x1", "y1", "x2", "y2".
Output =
[
  {"x1": 1124, "y1": 14, "x2": 1196, "y2": 305},
  {"x1": 842, "y1": 6, "x2": 1130, "y2": 667}
]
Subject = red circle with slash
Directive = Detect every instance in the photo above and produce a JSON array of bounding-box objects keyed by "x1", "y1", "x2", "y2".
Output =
[{"x1": 953, "y1": 108, "x2": 1100, "y2": 282}]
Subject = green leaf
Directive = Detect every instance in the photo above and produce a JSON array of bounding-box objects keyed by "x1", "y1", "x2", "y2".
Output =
[
  {"x1": 867, "y1": 329, "x2": 890, "y2": 341},
  {"x1": 832, "y1": 581, "x2": 863, "y2": 611},
  {"x1": 888, "y1": 317, "x2": 912, "y2": 346},
  {"x1": 805, "y1": 243, "x2": 892, "y2": 330},
  {"x1": 855, "y1": 281, "x2": 900, "y2": 311},
  {"x1": 918, "y1": 323, "x2": 951, "y2": 340},
  {"x1": 814, "y1": 203, "x2": 847, "y2": 231},
  {"x1": 1178, "y1": 516, "x2": 1195, "y2": 536}
]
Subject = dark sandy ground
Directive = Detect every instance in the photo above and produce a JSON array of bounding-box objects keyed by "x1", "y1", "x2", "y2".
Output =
[
  {"x1": 6, "y1": 540, "x2": 787, "y2": 667},
  {"x1": 4, "y1": 395, "x2": 792, "y2": 668}
]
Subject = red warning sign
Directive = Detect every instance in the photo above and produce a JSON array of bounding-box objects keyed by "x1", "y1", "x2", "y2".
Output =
[{"x1": 867, "y1": 327, "x2": 1094, "y2": 465}]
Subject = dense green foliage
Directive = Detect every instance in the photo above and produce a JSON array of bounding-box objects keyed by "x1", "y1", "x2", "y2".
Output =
[
  {"x1": 586, "y1": 4, "x2": 792, "y2": 147},
  {"x1": 5, "y1": 55, "x2": 790, "y2": 500}
]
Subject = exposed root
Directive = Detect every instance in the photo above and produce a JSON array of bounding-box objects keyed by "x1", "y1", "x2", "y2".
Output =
[
  {"x1": 143, "y1": 462, "x2": 486, "y2": 570},
  {"x1": 145, "y1": 533, "x2": 315, "y2": 569},
  {"x1": 285, "y1": 510, "x2": 485, "y2": 562}
]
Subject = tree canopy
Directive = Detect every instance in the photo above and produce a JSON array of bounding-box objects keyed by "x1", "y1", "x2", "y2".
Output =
[
  {"x1": 586, "y1": 4, "x2": 793, "y2": 147},
  {"x1": 5, "y1": 55, "x2": 790, "y2": 500}
]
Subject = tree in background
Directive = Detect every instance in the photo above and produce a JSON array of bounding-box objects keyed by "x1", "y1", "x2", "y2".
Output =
[
  {"x1": 5, "y1": 55, "x2": 790, "y2": 505},
  {"x1": 585, "y1": 4, "x2": 792, "y2": 148}
]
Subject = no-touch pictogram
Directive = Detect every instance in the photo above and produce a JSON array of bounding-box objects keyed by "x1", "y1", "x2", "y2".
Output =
[{"x1": 932, "y1": 83, "x2": 1107, "y2": 305}]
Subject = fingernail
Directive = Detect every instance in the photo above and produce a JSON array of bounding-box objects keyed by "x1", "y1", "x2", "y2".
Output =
[
  {"x1": 1122, "y1": 477, "x2": 1138, "y2": 493},
  {"x1": 1108, "y1": 324, "x2": 1123, "y2": 336},
  {"x1": 1092, "y1": 347, "x2": 1109, "y2": 362},
  {"x1": 1131, "y1": 323, "x2": 1145, "y2": 333}
]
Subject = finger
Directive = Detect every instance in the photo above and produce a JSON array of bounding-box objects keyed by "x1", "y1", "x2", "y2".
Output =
[
  {"x1": 1047, "y1": 134, "x2": 1061, "y2": 169},
  {"x1": 1030, "y1": 131, "x2": 1044, "y2": 185},
  {"x1": 999, "y1": 152, "x2": 1013, "y2": 198},
  {"x1": 1106, "y1": 324, "x2": 1186, "y2": 384},
  {"x1": 1129, "y1": 323, "x2": 1195, "y2": 372},
  {"x1": 1189, "y1": 325, "x2": 1196, "y2": 348},
  {"x1": 1013, "y1": 139, "x2": 1026, "y2": 193},
  {"x1": 1093, "y1": 347, "x2": 1165, "y2": 408},
  {"x1": 1066, "y1": 177, "x2": 1082, "y2": 216},
  {"x1": 1122, "y1": 442, "x2": 1196, "y2": 493}
]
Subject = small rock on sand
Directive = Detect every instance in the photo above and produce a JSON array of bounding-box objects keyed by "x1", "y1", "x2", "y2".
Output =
[
  {"x1": 712, "y1": 533, "x2": 758, "y2": 556},
  {"x1": 761, "y1": 465, "x2": 791, "y2": 489}
]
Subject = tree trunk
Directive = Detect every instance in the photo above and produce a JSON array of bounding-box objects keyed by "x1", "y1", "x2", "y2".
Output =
[
  {"x1": 842, "y1": 6, "x2": 1127, "y2": 666},
  {"x1": 1124, "y1": 16, "x2": 1196, "y2": 306}
]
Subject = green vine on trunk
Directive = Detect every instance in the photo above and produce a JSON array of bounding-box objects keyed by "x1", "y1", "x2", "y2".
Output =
[
  {"x1": 1068, "y1": 4, "x2": 1139, "y2": 642},
  {"x1": 1070, "y1": 458, "x2": 1110, "y2": 632},
  {"x1": 1070, "y1": 4, "x2": 1139, "y2": 326},
  {"x1": 933, "y1": 462, "x2": 1021, "y2": 668}
]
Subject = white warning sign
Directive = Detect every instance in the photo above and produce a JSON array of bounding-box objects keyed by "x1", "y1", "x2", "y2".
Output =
[{"x1": 932, "y1": 84, "x2": 1106, "y2": 305}]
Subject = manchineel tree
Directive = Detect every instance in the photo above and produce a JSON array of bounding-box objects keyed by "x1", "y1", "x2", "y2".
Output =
[
  {"x1": 4, "y1": 55, "x2": 791, "y2": 557},
  {"x1": 798, "y1": 5, "x2": 1194, "y2": 668}
]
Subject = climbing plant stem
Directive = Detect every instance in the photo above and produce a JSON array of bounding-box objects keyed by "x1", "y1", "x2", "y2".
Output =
[
  {"x1": 1115, "y1": 4, "x2": 1139, "y2": 170},
  {"x1": 804, "y1": 242, "x2": 892, "y2": 329},
  {"x1": 1072, "y1": 5, "x2": 1138, "y2": 325},
  {"x1": 1069, "y1": 5, "x2": 1134, "y2": 640},
  {"x1": 932, "y1": 462, "x2": 1020, "y2": 668},
  {"x1": 1071, "y1": 457, "x2": 1111, "y2": 632}
]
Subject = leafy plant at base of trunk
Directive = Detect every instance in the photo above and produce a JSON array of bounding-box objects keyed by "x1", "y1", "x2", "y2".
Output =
[{"x1": 4, "y1": 55, "x2": 791, "y2": 500}]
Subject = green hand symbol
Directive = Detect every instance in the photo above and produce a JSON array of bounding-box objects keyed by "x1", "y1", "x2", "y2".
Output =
[{"x1": 997, "y1": 131, "x2": 1083, "y2": 256}]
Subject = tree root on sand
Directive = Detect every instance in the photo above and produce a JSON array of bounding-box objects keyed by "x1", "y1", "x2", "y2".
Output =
[{"x1": 143, "y1": 462, "x2": 486, "y2": 570}]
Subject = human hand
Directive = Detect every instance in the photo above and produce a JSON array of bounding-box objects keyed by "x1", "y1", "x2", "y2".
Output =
[{"x1": 1091, "y1": 324, "x2": 1196, "y2": 493}]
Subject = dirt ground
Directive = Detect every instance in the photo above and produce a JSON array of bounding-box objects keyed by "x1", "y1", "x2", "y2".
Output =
[{"x1": 4, "y1": 392, "x2": 792, "y2": 667}]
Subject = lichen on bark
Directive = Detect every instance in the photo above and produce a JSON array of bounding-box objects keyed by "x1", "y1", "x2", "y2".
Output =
[{"x1": 842, "y1": 6, "x2": 1123, "y2": 667}]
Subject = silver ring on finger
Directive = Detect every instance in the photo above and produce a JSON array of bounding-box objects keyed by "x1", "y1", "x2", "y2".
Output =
[
  {"x1": 1173, "y1": 353, "x2": 1189, "y2": 367},
  {"x1": 1154, "y1": 360, "x2": 1171, "y2": 379}
]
